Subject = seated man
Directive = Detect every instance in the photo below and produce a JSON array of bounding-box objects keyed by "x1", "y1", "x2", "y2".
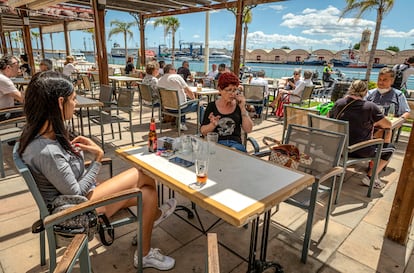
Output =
[
  {"x1": 204, "y1": 63, "x2": 218, "y2": 87},
  {"x1": 249, "y1": 70, "x2": 269, "y2": 118},
  {"x1": 177, "y1": 61, "x2": 193, "y2": 82},
  {"x1": 157, "y1": 64, "x2": 204, "y2": 131},
  {"x1": 215, "y1": 63, "x2": 226, "y2": 80},
  {"x1": 0, "y1": 55, "x2": 24, "y2": 121},
  {"x1": 329, "y1": 80, "x2": 394, "y2": 189},
  {"x1": 366, "y1": 67, "x2": 411, "y2": 141}
]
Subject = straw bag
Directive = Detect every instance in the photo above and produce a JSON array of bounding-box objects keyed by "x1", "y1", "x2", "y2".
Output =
[{"x1": 263, "y1": 136, "x2": 313, "y2": 169}]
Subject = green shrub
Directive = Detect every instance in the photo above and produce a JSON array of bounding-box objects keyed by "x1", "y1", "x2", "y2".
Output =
[{"x1": 368, "y1": 81, "x2": 377, "y2": 90}]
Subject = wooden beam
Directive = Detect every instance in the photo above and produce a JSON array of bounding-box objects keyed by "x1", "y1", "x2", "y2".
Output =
[
  {"x1": 0, "y1": 16, "x2": 8, "y2": 55},
  {"x1": 92, "y1": 0, "x2": 108, "y2": 85},
  {"x1": 63, "y1": 21, "x2": 71, "y2": 57},
  {"x1": 7, "y1": 0, "x2": 37, "y2": 8},
  {"x1": 139, "y1": 13, "x2": 146, "y2": 68},
  {"x1": 232, "y1": 0, "x2": 243, "y2": 74},
  {"x1": 19, "y1": 11, "x2": 35, "y2": 75},
  {"x1": 385, "y1": 128, "x2": 414, "y2": 244},
  {"x1": 39, "y1": 26, "x2": 45, "y2": 59}
]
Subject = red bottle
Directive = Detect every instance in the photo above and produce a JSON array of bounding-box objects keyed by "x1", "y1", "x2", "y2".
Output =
[{"x1": 148, "y1": 118, "x2": 157, "y2": 153}]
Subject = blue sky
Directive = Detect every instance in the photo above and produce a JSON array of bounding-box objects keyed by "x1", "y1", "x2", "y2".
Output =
[{"x1": 46, "y1": 0, "x2": 414, "y2": 52}]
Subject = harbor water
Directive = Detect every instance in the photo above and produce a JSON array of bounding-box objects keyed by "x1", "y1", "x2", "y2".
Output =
[{"x1": 58, "y1": 54, "x2": 414, "y2": 90}]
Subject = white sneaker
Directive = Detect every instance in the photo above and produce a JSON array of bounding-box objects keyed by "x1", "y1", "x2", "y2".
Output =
[
  {"x1": 134, "y1": 248, "x2": 175, "y2": 270},
  {"x1": 154, "y1": 198, "x2": 177, "y2": 227},
  {"x1": 180, "y1": 123, "x2": 188, "y2": 131},
  {"x1": 361, "y1": 176, "x2": 385, "y2": 189}
]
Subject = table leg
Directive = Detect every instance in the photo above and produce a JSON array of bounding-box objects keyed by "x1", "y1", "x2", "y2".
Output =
[
  {"x1": 87, "y1": 108, "x2": 92, "y2": 138},
  {"x1": 301, "y1": 180, "x2": 319, "y2": 263},
  {"x1": 79, "y1": 108, "x2": 85, "y2": 136},
  {"x1": 247, "y1": 212, "x2": 284, "y2": 273}
]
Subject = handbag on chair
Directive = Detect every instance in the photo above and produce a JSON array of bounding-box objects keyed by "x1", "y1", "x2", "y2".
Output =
[{"x1": 263, "y1": 136, "x2": 312, "y2": 169}]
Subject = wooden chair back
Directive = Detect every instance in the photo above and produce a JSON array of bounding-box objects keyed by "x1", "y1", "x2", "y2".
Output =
[
  {"x1": 243, "y1": 84, "x2": 265, "y2": 101},
  {"x1": 159, "y1": 88, "x2": 180, "y2": 110},
  {"x1": 282, "y1": 105, "x2": 319, "y2": 141}
]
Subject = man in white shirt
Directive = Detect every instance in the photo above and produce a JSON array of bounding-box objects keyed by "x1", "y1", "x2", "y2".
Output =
[
  {"x1": 249, "y1": 70, "x2": 269, "y2": 118},
  {"x1": 157, "y1": 64, "x2": 204, "y2": 131},
  {"x1": 205, "y1": 64, "x2": 218, "y2": 87},
  {"x1": 0, "y1": 56, "x2": 24, "y2": 116}
]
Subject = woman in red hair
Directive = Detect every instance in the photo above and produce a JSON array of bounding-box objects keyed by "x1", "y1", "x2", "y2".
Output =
[{"x1": 200, "y1": 72, "x2": 253, "y2": 152}]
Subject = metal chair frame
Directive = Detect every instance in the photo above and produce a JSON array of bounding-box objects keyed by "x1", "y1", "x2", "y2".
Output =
[
  {"x1": 308, "y1": 113, "x2": 384, "y2": 202},
  {"x1": 158, "y1": 88, "x2": 200, "y2": 136},
  {"x1": 137, "y1": 83, "x2": 160, "y2": 124},
  {"x1": 13, "y1": 143, "x2": 143, "y2": 272}
]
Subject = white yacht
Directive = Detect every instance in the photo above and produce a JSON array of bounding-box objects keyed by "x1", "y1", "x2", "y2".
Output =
[{"x1": 71, "y1": 50, "x2": 86, "y2": 62}]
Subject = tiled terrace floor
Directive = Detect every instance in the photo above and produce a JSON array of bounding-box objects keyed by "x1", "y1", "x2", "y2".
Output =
[{"x1": 1, "y1": 102, "x2": 414, "y2": 273}]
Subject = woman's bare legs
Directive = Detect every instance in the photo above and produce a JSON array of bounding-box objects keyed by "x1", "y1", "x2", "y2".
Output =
[{"x1": 87, "y1": 168, "x2": 157, "y2": 255}]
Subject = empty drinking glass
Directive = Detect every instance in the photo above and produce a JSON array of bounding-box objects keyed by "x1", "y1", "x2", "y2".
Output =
[{"x1": 207, "y1": 132, "x2": 219, "y2": 155}]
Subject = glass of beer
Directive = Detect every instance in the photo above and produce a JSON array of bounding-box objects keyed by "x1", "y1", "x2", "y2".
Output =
[
  {"x1": 189, "y1": 159, "x2": 209, "y2": 190},
  {"x1": 197, "y1": 83, "x2": 202, "y2": 92}
]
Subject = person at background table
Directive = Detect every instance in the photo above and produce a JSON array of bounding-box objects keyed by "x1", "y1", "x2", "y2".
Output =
[
  {"x1": 366, "y1": 67, "x2": 410, "y2": 120},
  {"x1": 177, "y1": 60, "x2": 193, "y2": 82},
  {"x1": 329, "y1": 80, "x2": 394, "y2": 189},
  {"x1": 366, "y1": 67, "x2": 411, "y2": 141},
  {"x1": 39, "y1": 58, "x2": 53, "y2": 72},
  {"x1": 62, "y1": 56, "x2": 78, "y2": 77},
  {"x1": 158, "y1": 60, "x2": 165, "y2": 77},
  {"x1": 19, "y1": 54, "x2": 31, "y2": 76},
  {"x1": 125, "y1": 55, "x2": 136, "y2": 75},
  {"x1": 19, "y1": 71, "x2": 176, "y2": 270},
  {"x1": 322, "y1": 62, "x2": 335, "y2": 88},
  {"x1": 157, "y1": 64, "x2": 204, "y2": 131},
  {"x1": 249, "y1": 70, "x2": 269, "y2": 118},
  {"x1": 270, "y1": 69, "x2": 312, "y2": 118},
  {"x1": 392, "y1": 56, "x2": 414, "y2": 93},
  {"x1": 205, "y1": 63, "x2": 218, "y2": 87},
  {"x1": 0, "y1": 56, "x2": 24, "y2": 117},
  {"x1": 200, "y1": 72, "x2": 253, "y2": 152},
  {"x1": 215, "y1": 63, "x2": 226, "y2": 80},
  {"x1": 142, "y1": 61, "x2": 160, "y2": 100}
]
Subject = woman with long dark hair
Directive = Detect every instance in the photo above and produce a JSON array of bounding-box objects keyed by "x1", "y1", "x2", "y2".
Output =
[{"x1": 19, "y1": 71, "x2": 175, "y2": 270}]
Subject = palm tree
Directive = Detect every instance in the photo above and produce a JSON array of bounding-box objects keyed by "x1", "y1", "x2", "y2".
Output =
[
  {"x1": 229, "y1": 6, "x2": 255, "y2": 66},
  {"x1": 242, "y1": 9, "x2": 252, "y2": 65},
  {"x1": 12, "y1": 32, "x2": 23, "y2": 54},
  {"x1": 31, "y1": 31, "x2": 40, "y2": 50},
  {"x1": 154, "y1": 17, "x2": 180, "y2": 66},
  {"x1": 108, "y1": 20, "x2": 137, "y2": 63},
  {"x1": 341, "y1": 0, "x2": 394, "y2": 81},
  {"x1": 83, "y1": 28, "x2": 96, "y2": 60}
]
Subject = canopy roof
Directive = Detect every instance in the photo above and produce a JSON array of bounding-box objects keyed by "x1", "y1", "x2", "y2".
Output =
[
  {"x1": 0, "y1": 1, "x2": 94, "y2": 32},
  {"x1": 68, "y1": 0, "x2": 282, "y2": 18}
]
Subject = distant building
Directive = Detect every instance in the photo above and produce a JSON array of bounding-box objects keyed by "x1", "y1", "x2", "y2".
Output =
[{"x1": 245, "y1": 48, "x2": 414, "y2": 66}]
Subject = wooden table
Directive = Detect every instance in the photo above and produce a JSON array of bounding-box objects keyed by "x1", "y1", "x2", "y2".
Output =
[
  {"x1": 75, "y1": 95, "x2": 103, "y2": 139},
  {"x1": 116, "y1": 143, "x2": 316, "y2": 271},
  {"x1": 190, "y1": 86, "x2": 219, "y2": 102},
  {"x1": 11, "y1": 77, "x2": 31, "y2": 91},
  {"x1": 389, "y1": 116, "x2": 405, "y2": 143},
  {"x1": 109, "y1": 75, "x2": 140, "y2": 90}
]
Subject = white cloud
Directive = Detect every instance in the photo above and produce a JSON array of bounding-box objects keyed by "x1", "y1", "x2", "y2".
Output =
[
  {"x1": 193, "y1": 34, "x2": 200, "y2": 39},
  {"x1": 243, "y1": 31, "x2": 347, "y2": 50},
  {"x1": 268, "y1": 5, "x2": 285, "y2": 12}
]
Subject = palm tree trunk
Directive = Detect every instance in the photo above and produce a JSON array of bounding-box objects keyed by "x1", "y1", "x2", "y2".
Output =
[
  {"x1": 124, "y1": 30, "x2": 128, "y2": 64},
  {"x1": 242, "y1": 24, "x2": 248, "y2": 65},
  {"x1": 171, "y1": 31, "x2": 175, "y2": 67},
  {"x1": 365, "y1": 9, "x2": 383, "y2": 81}
]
